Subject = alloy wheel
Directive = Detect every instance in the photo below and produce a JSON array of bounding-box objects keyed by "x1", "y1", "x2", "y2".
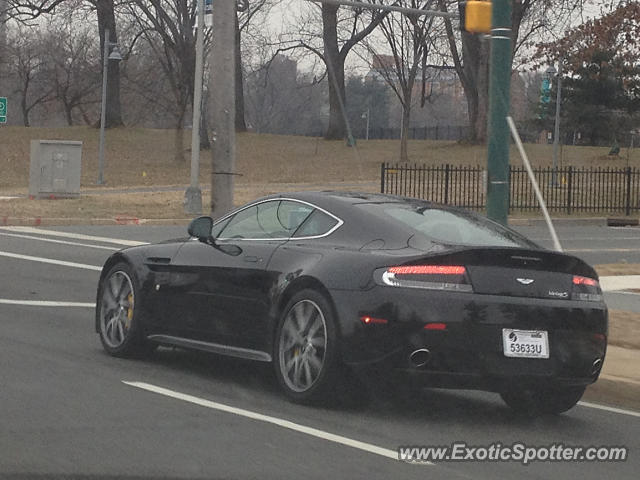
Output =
[
  {"x1": 100, "y1": 271, "x2": 135, "y2": 349},
  {"x1": 278, "y1": 299, "x2": 328, "y2": 393}
]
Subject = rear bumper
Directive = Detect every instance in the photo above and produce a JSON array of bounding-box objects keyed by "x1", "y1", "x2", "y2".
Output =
[{"x1": 330, "y1": 286, "x2": 608, "y2": 390}]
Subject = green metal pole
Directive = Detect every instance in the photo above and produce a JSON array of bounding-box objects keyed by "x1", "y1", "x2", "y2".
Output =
[{"x1": 486, "y1": 0, "x2": 513, "y2": 225}]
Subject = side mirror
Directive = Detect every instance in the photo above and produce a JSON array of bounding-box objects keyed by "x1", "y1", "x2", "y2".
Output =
[{"x1": 188, "y1": 216, "x2": 214, "y2": 242}]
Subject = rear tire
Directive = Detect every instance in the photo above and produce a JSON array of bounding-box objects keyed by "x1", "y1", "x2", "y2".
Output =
[
  {"x1": 97, "y1": 262, "x2": 155, "y2": 358},
  {"x1": 274, "y1": 289, "x2": 341, "y2": 404},
  {"x1": 500, "y1": 384, "x2": 585, "y2": 416}
]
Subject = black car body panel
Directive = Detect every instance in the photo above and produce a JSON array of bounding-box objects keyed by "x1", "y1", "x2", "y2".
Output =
[{"x1": 96, "y1": 191, "x2": 608, "y2": 395}]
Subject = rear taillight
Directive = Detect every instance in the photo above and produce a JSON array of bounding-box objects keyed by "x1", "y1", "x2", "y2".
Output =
[
  {"x1": 379, "y1": 265, "x2": 472, "y2": 292},
  {"x1": 387, "y1": 265, "x2": 466, "y2": 275},
  {"x1": 572, "y1": 275, "x2": 602, "y2": 302}
]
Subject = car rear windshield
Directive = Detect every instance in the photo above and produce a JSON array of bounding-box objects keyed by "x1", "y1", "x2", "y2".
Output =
[{"x1": 359, "y1": 203, "x2": 538, "y2": 248}]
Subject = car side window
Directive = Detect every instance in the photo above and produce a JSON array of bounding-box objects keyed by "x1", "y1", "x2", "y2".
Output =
[
  {"x1": 276, "y1": 201, "x2": 313, "y2": 232},
  {"x1": 292, "y1": 209, "x2": 338, "y2": 238},
  {"x1": 218, "y1": 200, "x2": 313, "y2": 239}
]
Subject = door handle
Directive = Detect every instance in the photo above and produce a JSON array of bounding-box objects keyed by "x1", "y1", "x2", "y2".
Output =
[{"x1": 244, "y1": 255, "x2": 262, "y2": 263}]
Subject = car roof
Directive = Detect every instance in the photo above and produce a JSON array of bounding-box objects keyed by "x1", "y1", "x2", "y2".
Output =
[
  {"x1": 261, "y1": 190, "x2": 435, "y2": 215},
  {"x1": 252, "y1": 191, "x2": 436, "y2": 247}
]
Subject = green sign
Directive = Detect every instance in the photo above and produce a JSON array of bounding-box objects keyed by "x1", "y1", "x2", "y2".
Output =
[{"x1": 0, "y1": 97, "x2": 6, "y2": 123}]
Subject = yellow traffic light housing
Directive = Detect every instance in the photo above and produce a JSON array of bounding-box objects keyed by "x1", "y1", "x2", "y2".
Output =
[{"x1": 464, "y1": 1, "x2": 492, "y2": 34}]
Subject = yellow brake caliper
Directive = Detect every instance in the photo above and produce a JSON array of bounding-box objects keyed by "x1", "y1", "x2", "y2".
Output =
[{"x1": 126, "y1": 293, "x2": 134, "y2": 328}]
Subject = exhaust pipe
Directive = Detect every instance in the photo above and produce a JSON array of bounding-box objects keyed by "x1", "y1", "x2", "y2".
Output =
[
  {"x1": 410, "y1": 348, "x2": 431, "y2": 368},
  {"x1": 591, "y1": 358, "x2": 603, "y2": 376}
]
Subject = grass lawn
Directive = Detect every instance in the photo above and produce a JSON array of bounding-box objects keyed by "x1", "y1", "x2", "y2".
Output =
[
  {"x1": 1, "y1": 126, "x2": 637, "y2": 191},
  {"x1": 1, "y1": 126, "x2": 638, "y2": 221}
]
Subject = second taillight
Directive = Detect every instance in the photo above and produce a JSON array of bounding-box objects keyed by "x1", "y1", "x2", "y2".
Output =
[{"x1": 572, "y1": 275, "x2": 602, "y2": 302}]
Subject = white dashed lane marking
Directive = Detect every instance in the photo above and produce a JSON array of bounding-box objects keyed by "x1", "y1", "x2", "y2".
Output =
[
  {"x1": 0, "y1": 226, "x2": 148, "y2": 246},
  {"x1": 0, "y1": 232, "x2": 119, "y2": 251},
  {"x1": 0, "y1": 299, "x2": 95, "y2": 307},
  {"x1": 123, "y1": 381, "x2": 416, "y2": 463},
  {"x1": 0, "y1": 251, "x2": 102, "y2": 271}
]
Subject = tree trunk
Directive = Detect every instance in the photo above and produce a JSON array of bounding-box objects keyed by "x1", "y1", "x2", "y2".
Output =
[
  {"x1": 21, "y1": 92, "x2": 30, "y2": 127},
  {"x1": 461, "y1": 33, "x2": 489, "y2": 143},
  {"x1": 235, "y1": 13, "x2": 247, "y2": 132},
  {"x1": 400, "y1": 102, "x2": 411, "y2": 162},
  {"x1": 78, "y1": 105, "x2": 93, "y2": 125},
  {"x1": 175, "y1": 125, "x2": 185, "y2": 162},
  {"x1": 64, "y1": 104, "x2": 74, "y2": 126},
  {"x1": 96, "y1": 0, "x2": 123, "y2": 128},
  {"x1": 475, "y1": 47, "x2": 490, "y2": 142},
  {"x1": 175, "y1": 105, "x2": 186, "y2": 162},
  {"x1": 322, "y1": 4, "x2": 346, "y2": 140},
  {"x1": 465, "y1": 88, "x2": 478, "y2": 141}
]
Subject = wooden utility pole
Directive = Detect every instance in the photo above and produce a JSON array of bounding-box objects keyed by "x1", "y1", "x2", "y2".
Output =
[
  {"x1": 210, "y1": 0, "x2": 236, "y2": 218},
  {"x1": 184, "y1": 0, "x2": 205, "y2": 214}
]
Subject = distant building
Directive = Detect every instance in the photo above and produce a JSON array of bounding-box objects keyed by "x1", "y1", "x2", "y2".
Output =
[
  {"x1": 366, "y1": 54, "x2": 529, "y2": 130},
  {"x1": 366, "y1": 54, "x2": 467, "y2": 128},
  {"x1": 268, "y1": 54, "x2": 298, "y2": 85}
]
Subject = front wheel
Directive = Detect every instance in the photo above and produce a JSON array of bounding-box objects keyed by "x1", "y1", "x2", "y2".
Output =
[
  {"x1": 274, "y1": 290, "x2": 340, "y2": 404},
  {"x1": 500, "y1": 384, "x2": 586, "y2": 416},
  {"x1": 97, "y1": 262, "x2": 154, "y2": 358}
]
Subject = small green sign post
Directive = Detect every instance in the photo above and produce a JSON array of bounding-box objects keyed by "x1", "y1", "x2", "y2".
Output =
[{"x1": 0, "y1": 97, "x2": 7, "y2": 124}]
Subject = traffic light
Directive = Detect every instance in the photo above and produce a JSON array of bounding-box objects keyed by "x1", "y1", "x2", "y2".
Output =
[{"x1": 459, "y1": 1, "x2": 492, "y2": 34}]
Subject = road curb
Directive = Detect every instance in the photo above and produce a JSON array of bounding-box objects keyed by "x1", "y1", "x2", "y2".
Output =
[
  {"x1": 600, "y1": 276, "x2": 640, "y2": 291},
  {"x1": 509, "y1": 217, "x2": 608, "y2": 227},
  {"x1": 584, "y1": 376, "x2": 640, "y2": 412}
]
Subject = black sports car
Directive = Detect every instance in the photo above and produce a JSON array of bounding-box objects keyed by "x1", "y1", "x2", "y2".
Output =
[{"x1": 95, "y1": 192, "x2": 607, "y2": 414}]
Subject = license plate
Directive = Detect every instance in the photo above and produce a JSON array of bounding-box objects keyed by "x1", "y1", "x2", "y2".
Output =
[{"x1": 502, "y1": 329, "x2": 549, "y2": 359}]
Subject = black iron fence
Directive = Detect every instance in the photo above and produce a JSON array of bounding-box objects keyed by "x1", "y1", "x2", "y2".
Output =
[{"x1": 380, "y1": 163, "x2": 640, "y2": 215}]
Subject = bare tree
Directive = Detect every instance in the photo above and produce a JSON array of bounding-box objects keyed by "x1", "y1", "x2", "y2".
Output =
[
  {"x1": 5, "y1": 0, "x2": 125, "y2": 127},
  {"x1": 366, "y1": 1, "x2": 442, "y2": 160},
  {"x1": 438, "y1": 0, "x2": 591, "y2": 143},
  {"x1": 0, "y1": 0, "x2": 8, "y2": 79},
  {"x1": 279, "y1": 1, "x2": 392, "y2": 140},
  {"x1": 46, "y1": 18, "x2": 101, "y2": 125},
  {"x1": 124, "y1": 0, "x2": 201, "y2": 161},
  {"x1": 4, "y1": 25, "x2": 55, "y2": 125},
  {"x1": 235, "y1": 0, "x2": 276, "y2": 132},
  {"x1": 119, "y1": 38, "x2": 175, "y2": 126},
  {"x1": 320, "y1": 1, "x2": 391, "y2": 140}
]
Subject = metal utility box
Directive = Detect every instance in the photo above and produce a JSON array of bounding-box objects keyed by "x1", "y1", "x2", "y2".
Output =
[{"x1": 29, "y1": 140, "x2": 83, "y2": 198}]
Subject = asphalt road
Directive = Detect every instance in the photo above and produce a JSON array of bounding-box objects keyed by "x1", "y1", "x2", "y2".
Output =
[
  {"x1": 1, "y1": 224, "x2": 639, "y2": 479},
  {"x1": 515, "y1": 223, "x2": 640, "y2": 265}
]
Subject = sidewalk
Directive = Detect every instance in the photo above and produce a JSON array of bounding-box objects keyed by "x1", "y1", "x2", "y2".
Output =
[
  {"x1": 601, "y1": 346, "x2": 640, "y2": 385},
  {"x1": 600, "y1": 276, "x2": 640, "y2": 291},
  {"x1": 585, "y1": 345, "x2": 640, "y2": 411}
]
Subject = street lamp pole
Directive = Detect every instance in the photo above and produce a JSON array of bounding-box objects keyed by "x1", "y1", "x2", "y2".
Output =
[
  {"x1": 552, "y1": 57, "x2": 563, "y2": 186},
  {"x1": 97, "y1": 28, "x2": 121, "y2": 185},
  {"x1": 366, "y1": 108, "x2": 370, "y2": 140},
  {"x1": 362, "y1": 108, "x2": 370, "y2": 140}
]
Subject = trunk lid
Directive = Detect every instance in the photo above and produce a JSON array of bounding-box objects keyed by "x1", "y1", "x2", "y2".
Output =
[{"x1": 401, "y1": 247, "x2": 598, "y2": 300}]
